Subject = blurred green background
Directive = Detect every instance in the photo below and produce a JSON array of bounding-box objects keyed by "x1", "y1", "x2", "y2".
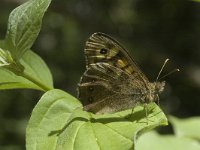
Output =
[{"x1": 0, "y1": 0, "x2": 200, "y2": 149}]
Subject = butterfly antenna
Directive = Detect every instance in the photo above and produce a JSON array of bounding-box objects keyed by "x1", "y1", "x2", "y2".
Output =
[
  {"x1": 159, "y1": 68, "x2": 180, "y2": 80},
  {"x1": 156, "y1": 58, "x2": 169, "y2": 82}
]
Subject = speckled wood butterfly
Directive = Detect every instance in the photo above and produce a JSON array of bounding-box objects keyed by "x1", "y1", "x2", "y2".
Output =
[{"x1": 78, "y1": 32, "x2": 166, "y2": 114}]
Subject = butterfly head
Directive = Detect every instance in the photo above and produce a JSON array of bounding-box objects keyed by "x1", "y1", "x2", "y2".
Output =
[
  {"x1": 155, "y1": 81, "x2": 165, "y2": 94},
  {"x1": 147, "y1": 81, "x2": 165, "y2": 102}
]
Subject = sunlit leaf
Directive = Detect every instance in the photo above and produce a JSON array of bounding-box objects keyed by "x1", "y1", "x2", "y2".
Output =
[
  {"x1": 0, "y1": 50, "x2": 53, "y2": 91},
  {"x1": 26, "y1": 89, "x2": 82, "y2": 150},
  {"x1": 5, "y1": 0, "x2": 52, "y2": 59},
  {"x1": 170, "y1": 116, "x2": 200, "y2": 140},
  {"x1": 26, "y1": 90, "x2": 167, "y2": 150},
  {"x1": 137, "y1": 131, "x2": 200, "y2": 150}
]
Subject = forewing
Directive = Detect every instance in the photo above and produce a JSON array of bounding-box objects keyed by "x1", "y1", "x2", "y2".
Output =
[{"x1": 85, "y1": 32, "x2": 148, "y2": 81}]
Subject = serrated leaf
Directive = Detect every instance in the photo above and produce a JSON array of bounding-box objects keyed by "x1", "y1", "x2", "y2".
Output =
[
  {"x1": 137, "y1": 131, "x2": 200, "y2": 150},
  {"x1": 0, "y1": 50, "x2": 53, "y2": 90},
  {"x1": 170, "y1": 116, "x2": 200, "y2": 140},
  {"x1": 26, "y1": 89, "x2": 168, "y2": 150},
  {"x1": 5, "y1": 0, "x2": 52, "y2": 59}
]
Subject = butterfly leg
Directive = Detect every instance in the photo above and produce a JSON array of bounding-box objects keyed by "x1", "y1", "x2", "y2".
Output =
[
  {"x1": 144, "y1": 103, "x2": 156, "y2": 125},
  {"x1": 156, "y1": 95, "x2": 160, "y2": 107},
  {"x1": 131, "y1": 108, "x2": 134, "y2": 114},
  {"x1": 125, "y1": 108, "x2": 134, "y2": 118},
  {"x1": 143, "y1": 103, "x2": 148, "y2": 124}
]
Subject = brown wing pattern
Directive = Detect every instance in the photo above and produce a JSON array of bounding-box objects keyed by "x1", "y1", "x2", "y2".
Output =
[
  {"x1": 78, "y1": 63, "x2": 147, "y2": 114},
  {"x1": 85, "y1": 32, "x2": 148, "y2": 81},
  {"x1": 78, "y1": 32, "x2": 150, "y2": 114}
]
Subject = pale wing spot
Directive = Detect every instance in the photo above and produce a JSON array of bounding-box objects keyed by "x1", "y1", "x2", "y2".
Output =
[
  {"x1": 88, "y1": 55, "x2": 105, "y2": 58},
  {"x1": 125, "y1": 66, "x2": 134, "y2": 74},
  {"x1": 116, "y1": 59, "x2": 127, "y2": 68},
  {"x1": 107, "y1": 48, "x2": 118, "y2": 58},
  {"x1": 86, "y1": 41, "x2": 105, "y2": 47}
]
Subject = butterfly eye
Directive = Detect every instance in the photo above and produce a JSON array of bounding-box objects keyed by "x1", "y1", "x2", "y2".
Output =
[{"x1": 100, "y1": 48, "x2": 108, "y2": 54}]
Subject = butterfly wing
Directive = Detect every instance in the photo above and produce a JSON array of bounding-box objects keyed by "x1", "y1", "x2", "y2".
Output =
[
  {"x1": 84, "y1": 32, "x2": 148, "y2": 81},
  {"x1": 78, "y1": 63, "x2": 146, "y2": 114},
  {"x1": 78, "y1": 32, "x2": 150, "y2": 114}
]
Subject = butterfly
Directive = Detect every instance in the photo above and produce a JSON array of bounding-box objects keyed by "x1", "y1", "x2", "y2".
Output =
[{"x1": 78, "y1": 32, "x2": 166, "y2": 114}]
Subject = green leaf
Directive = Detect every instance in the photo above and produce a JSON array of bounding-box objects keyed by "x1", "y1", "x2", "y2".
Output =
[
  {"x1": 26, "y1": 90, "x2": 168, "y2": 150},
  {"x1": 0, "y1": 48, "x2": 13, "y2": 66},
  {"x1": 5, "y1": 0, "x2": 52, "y2": 59},
  {"x1": 20, "y1": 50, "x2": 53, "y2": 90},
  {"x1": 0, "y1": 68, "x2": 39, "y2": 90},
  {"x1": 137, "y1": 131, "x2": 200, "y2": 150},
  {"x1": 26, "y1": 89, "x2": 82, "y2": 150},
  {"x1": 0, "y1": 40, "x2": 15, "y2": 67},
  {"x1": 0, "y1": 50, "x2": 53, "y2": 90},
  {"x1": 170, "y1": 116, "x2": 200, "y2": 140}
]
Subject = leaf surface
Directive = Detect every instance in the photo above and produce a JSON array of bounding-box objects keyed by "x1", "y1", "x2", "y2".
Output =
[
  {"x1": 137, "y1": 131, "x2": 200, "y2": 150},
  {"x1": 26, "y1": 90, "x2": 168, "y2": 150}
]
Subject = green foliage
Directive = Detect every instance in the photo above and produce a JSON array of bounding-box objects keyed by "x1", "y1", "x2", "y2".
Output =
[
  {"x1": 26, "y1": 89, "x2": 82, "y2": 150},
  {"x1": 5, "y1": 0, "x2": 51, "y2": 60},
  {"x1": 26, "y1": 91, "x2": 167, "y2": 150},
  {"x1": 137, "y1": 116, "x2": 200, "y2": 150},
  {"x1": 137, "y1": 131, "x2": 200, "y2": 150},
  {"x1": 0, "y1": 48, "x2": 53, "y2": 90},
  {"x1": 0, "y1": 1, "x2": 167, "y2": 149},
  {"x1": 20, "y1": 50, "x2": 53, "y2": 90},
  {"x1": 0, "y1": 0, "x2": 53, "y2": 91},
  {"x1": 2, "y1": 0, "x2": 199, "y2": 150},
  {"x1": 170, "y1": 116, "x2": 200, "y2": 140}
]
